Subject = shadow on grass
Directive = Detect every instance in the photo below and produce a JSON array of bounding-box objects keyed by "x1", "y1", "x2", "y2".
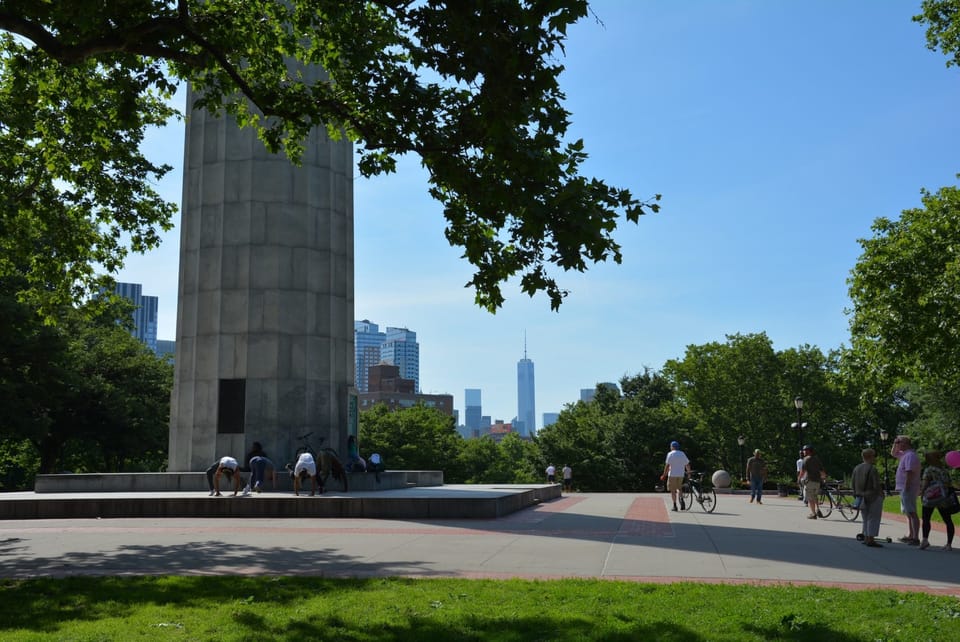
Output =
[{"x1": 0, "y1": 575, "x2": 874, "y2": 641}]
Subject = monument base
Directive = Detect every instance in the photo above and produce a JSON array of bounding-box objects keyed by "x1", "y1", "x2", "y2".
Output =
[
  {"x1": 33, "y1": 471, "x2": 436, "y2": 493},
  {"x1": 7, "y1": 474, "x2": 561, "y2": 520}
]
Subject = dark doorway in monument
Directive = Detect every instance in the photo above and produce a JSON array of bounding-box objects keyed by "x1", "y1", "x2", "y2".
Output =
[{"x1": 217, "y1": 379, "x2": 246, "y2": 434}]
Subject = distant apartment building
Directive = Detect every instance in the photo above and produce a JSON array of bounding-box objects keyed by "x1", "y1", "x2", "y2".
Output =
[
  {"x1": 580, "y1": 382, "x2": 619, "y2": 403},
  {"x1": 489, "y1": 420, "x2": 515, "y2": 443},
  {"x1": 354, "y1": 319, "x2": 386, "y2": 393},
  {"x1": 156, "y1": 339, "x2": 176, "y2": 361},
  {"x1": 358, "y1": 363, "x2": 453, "y2": 415},
  {"x1": 114, "y1": 282, "x2": 158, "y2": 353},
  {"x1": 543, "y1": 412, "x2": 559, "y2": 428},
  {"x1": 465, "y1": 388, "x2": 482, "y2": 432},
  {"x1": 381, "y1": 327, "x2": 419, "y2": 392},
  {"x1": 367, "y1": 363, "x2": 415, "y2": 394}
]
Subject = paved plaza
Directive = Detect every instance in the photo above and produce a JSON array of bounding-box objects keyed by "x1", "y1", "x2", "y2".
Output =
[{"x1": 1, "y1": 492, "x2": 957, "y2": 595}]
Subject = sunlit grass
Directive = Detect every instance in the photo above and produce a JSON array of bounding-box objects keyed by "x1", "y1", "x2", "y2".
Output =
[
  {"x1": 1, "y1": 576, "x2": 958, "y2": 641},
  {"x1": 883, "y1": 495, "x2": 954, "y2": 525}
]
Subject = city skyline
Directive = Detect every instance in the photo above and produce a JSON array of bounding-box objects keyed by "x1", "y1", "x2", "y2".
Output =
[
  {"x1": 118, "y1": 3, "x2": 960, "y2": 427},
  {"x1": 113, "y1": 282, "x2": 158, "y2": 354}
]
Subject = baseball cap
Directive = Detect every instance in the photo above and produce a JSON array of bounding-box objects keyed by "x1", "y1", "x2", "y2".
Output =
[
  {"x1": 802, "y1": 444, "x2": 813, "y2": 451},
  {"x1": 670, "y1": 441, "x2": 680, "y2": 449}
]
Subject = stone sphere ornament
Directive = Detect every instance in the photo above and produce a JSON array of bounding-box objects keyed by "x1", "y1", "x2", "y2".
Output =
[{"x1": 712, "y1": 470, "x2": 732, "y2": 488}]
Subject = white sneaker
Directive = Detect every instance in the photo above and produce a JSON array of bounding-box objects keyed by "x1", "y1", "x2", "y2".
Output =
[
  {"x1": 208, "y1": 490, "x2": 215, "y2": 496},
  {"x1": 254, "y1": 482, "x2": 262, "y2": 493},
  {"x1": 241, "y1": 487, "x2": 250, "y2": 496}
]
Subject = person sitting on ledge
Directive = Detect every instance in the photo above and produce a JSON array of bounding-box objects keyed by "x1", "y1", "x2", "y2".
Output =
[
  {"x1": 368, "y1": 452, "x2": 385, "y2": 483},
  {"x1": 210, "y1": 456, "x2": 245, "y2": 497}
]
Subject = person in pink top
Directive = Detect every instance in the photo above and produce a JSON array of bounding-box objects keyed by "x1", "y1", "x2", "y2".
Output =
[{"x1": 891, "y1": 435, "x2": 921, "y2": 545}]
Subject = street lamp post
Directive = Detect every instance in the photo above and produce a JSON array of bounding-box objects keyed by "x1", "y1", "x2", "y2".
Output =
[
  {"x1": 879, "y1": 429, "x2": 890, "y2": 495},
  {"x1": 737, "y1": 435, "x2": 746, "y2": 481},
  {"x1": 791, "y1": 396, "x2": 808, "y2": 456}
]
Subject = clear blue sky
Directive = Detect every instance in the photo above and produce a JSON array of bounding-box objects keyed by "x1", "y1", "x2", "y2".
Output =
[{"x1": 119, "y1": 1, "x2": 960, "y2": 430}]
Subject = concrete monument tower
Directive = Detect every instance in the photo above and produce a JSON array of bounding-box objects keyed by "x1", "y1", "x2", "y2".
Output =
[{"x1": 168, "y1": 79, "x2": 355, "y2": 471}]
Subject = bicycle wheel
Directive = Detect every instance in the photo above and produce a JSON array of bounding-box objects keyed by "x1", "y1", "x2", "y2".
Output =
[
  {"x1": 836, "y1": 494, "x2": 860, "y2": 522},
  {"x1": 698, "y1": 488, "x2": 717, "y2": 513},
  {"x1": 681, "y1": 484, "x2": 693, "y2": 510},
  {"x1": 816, "y1": 490, "x2": 833, "y2": 518}
]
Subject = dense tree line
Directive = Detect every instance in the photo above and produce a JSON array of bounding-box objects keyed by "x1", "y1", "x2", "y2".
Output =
[
  {"x1": 0, "y1": 278, "x2": 172, "y2": 488},
  {"x1": 359, "y1": 322, "x2": 960, "y2": 492}
]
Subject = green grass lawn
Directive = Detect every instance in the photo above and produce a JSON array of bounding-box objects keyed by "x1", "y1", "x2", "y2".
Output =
[{"x1": 1, "y1": 576, "x2": 958, "y2": 641}]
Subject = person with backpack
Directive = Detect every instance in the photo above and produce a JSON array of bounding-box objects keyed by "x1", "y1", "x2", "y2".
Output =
[{"x1": 919, "y1": 450, "x2": 955, "y2": 551}]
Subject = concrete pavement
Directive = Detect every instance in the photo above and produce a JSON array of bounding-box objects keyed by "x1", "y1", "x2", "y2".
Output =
[{"x1": 1, "y1": 491, "x2": 957, "y2": 595}]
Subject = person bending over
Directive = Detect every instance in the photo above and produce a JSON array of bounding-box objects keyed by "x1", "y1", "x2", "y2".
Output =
[
  {"x1": 212, "y1": 456, "x2": 243, "y2": 497},
  {"x1": 292, "y1": 452, "x2": 319, "y2": 496}
]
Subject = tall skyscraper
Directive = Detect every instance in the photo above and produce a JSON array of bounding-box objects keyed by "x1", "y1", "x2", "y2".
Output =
[
  {"x1": 114, "y1": 282, "x2": 158, "y2": 353},
  {"x1": 465, "y1": 388, "x2": 482, "y2": 432},
  {"x1": 354, "y1": 319, "x2": 386, "y2": 393},
  {"x1": 517, "y1": 340, "x2": 536, "y2": 436},
  {"x1": 381, "y1": 327, "x2": 419, "y2": 392}
]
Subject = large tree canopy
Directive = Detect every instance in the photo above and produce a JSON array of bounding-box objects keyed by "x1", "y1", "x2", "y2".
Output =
[
  {"x1": 0, "y1": 0, "x2": 659, "y2": 314},
  {"x1": 847, "y1": 185, "x2": 960, "y2": 399}
]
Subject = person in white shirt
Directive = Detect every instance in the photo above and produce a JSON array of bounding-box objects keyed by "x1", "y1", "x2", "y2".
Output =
[
  {"x1": 546, "y1": 464, "x2": 556, "y2": 483},
  {"x1": 293, "y1": 452, "x2": 318, "y2": 496},
  {"x1": 212, "y1": 456, "x2": 243, "y2": 497},
  {"x1": 562, "y1": 465, "x2": 573, "y2": 492},
  {"x1": 661, "y1": 441, "x2": 691, "y2": 511}
]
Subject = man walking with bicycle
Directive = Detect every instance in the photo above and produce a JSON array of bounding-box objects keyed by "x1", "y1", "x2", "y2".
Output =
[{"x1": 661, "y1": 441, "x2": 691, "y2": 512}]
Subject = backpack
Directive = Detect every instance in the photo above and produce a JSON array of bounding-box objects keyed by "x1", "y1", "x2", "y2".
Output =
[{"x1": 923, "y1": 480, "x2": 948, "y2": 507}]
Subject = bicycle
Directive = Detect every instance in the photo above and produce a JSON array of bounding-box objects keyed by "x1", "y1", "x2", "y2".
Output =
[
  {"x1": 681, "y1": 471, "x2": 717, "y2": 513},
  {"x1": 816, "y1": 480, "x2": 860, "y2": 521},
  {"x1": 290, "y1": 432, "x2": 349, "y2": 492}
]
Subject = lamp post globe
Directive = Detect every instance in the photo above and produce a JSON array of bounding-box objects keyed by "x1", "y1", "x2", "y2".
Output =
[{"x1": 792, "y1": 396, "x2": 807, "y2": 456}]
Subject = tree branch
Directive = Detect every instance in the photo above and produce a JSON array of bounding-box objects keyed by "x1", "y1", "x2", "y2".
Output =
[{"x1": 0, "y1": 11, "x2": 204, "y2": 66}]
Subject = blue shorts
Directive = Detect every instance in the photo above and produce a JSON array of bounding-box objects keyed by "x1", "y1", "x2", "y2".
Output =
[{"x1": 900, "y1": 489, "x2": 919, "y2": 514}]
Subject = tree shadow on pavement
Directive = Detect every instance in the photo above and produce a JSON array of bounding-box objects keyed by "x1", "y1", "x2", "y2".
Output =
[{"x1": 0, "y1": 540, "x2": 396, "y2": 578}]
